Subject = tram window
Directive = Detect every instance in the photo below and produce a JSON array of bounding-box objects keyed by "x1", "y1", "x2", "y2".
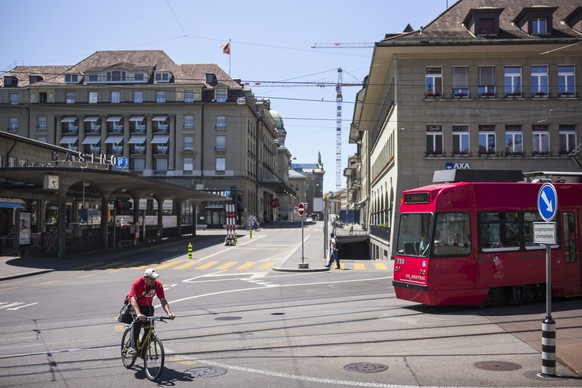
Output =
[
  {"x1": 523, "y1": 211, "x2": 546, "y2": 250},
  {"x1": 433, "y1": 213, "x2": 471, "y2": 256},
  {"x1": 397, "y1": 213, "x2": 433, "y2": 256},
  {"x1": 479, "y1": 212, "x2": 521, "y2": 252},
  {"x1": 563, "y1": 212, "x2": 577, "y2": 263}
]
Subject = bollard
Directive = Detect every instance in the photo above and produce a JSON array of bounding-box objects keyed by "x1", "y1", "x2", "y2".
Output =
[
  {"x1": 234, "y1": 232, "x2": 238, "y2": 244},
  {"x1": 250, "y1": 229, "x2": 252, "y2": 239},
  {"x1": 541, "y1": 317, "x2": 556, "y2": 376},
  {"x1": 187, "y1": 242, "x2": 193, "y2": 259}
]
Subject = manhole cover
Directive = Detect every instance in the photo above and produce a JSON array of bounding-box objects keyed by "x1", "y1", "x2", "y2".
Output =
[
  {"x1": 215, "y1": 316, "x2": 242, "y2": 321},
  {"x1": 344, "y1": 362, "x2": 389, "y2": 374},
  {"x1": 185, "y1": 366, "x2": 228, "y2": 378},
  {"x1": 474, "y1": 361, "x2": 521, "y2": 371}
]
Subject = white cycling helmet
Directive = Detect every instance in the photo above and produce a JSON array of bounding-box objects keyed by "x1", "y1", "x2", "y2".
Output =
[{"x1": 144, "y1": 267, "x2": 159, "y2": 279}]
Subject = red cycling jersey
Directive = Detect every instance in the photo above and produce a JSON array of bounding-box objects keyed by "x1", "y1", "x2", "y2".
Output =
[{"x1": 128, "y1": 277, "x2": 165, "y2": 306}]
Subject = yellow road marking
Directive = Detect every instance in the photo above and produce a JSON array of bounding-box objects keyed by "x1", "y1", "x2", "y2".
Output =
[
  {"x1": 354, "y1": 263, "x2": 366, "y2": 270},
  {"x1": 72, "y1": 262, "x2": 105, "y2": 270},
  {"x1": 155, "y1": 261, "x2": 183, "y2": 270},
  {"x1": 92, "y1": 261, "x2": 126, "y2": 270},
  {"x1": 374, "y1": 262, "x2": 389, "y2": 270},
  {"x1": 237, "y1": 261, "x2": 256, "y2": 270},
  {"x1": 0, "y1": 287, "x2": 18, "y2": 291},
  {"x1": 174, "y1": 261, "x2": 199, "y2": 270},
  {"x1": 78, "y1": 274, "x2": 96, "y2": 279},
  {"x1": 259, "y1": 261, "x2": 275, "y2": 270},
  {"x1": 195, "y1": 261, "x2": 219, "y2": 270},
  {"x1": 216, "y1": 261, "x2": 237, "y2": 270},
  {"x1": 39, "y1": 280, "x2": 61, "y2": 285}
]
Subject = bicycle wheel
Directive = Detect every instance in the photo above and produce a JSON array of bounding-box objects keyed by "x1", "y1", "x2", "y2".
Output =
[
  {"x1": 120, "y1": 328, "x2": 136, "y2": 368},
  {"x1": 144, "y1": 336, "x2": 165, "y2": 381}
]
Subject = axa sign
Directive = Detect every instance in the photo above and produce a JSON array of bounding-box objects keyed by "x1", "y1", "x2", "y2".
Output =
[{"x1": 446, "y1": 162, "x2": 470, "y2": 170}]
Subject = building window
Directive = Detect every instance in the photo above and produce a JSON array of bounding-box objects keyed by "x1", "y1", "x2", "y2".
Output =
[
  {"x1": 531, "y1": 66, "x2": 548, "y2": 97},
  {"x1": 452, "y1": 125, "x2": 470, "y2": 155},
  {"x1": 132, "y1": 158, "x2": 145, "y2": 172},
  {"x1": 9, "y1": 93, "x2": 19, "y2": 105},
  {"x1": 505, "y1": 125, "x2": 523, "y2": 155},
  {"x1": 531, "y1": 18, "x2": 548, "y2": 35},
  {"x1": 111, "y1": 91, "x2": 121, "y2": 103},
  {"x1": 183, "y1": 136, "x2": 193, "y2": 150},
  {"x1": 216, "y1": 157, "x2": 226, "y2": 172},
  {"x1": 215, "y1": 116, "x2": 226, "y2": 130},
  {"x1": 425, "y1": 67, "x2": 443, "y2": 97},
  {"x1": 184, "y1": 90, "x2": 194, "y2": 102},
  {"x1": 156, "y1": 91, "x2": 166, "y2": 103},
  {"x1": 38, "y1": 116, "x2": 47, "y2": 129},
  {"x1": 184, "y1": 115, "x2": 194, "y2": 129},
  {"x1": 155, "y1": 72, "x2": 170, "y2": 83},
  {"x1": 183, "y1": 157, "x2": 193, "y2": 172},
  {"x1": 155, "y1": 158, "x2": 168, "y2": 173},
  {"x1": 452, "y1": 67, "x2": 469, "y2": 97},
  {"x1": 8, "y1": 117, "x2": 18, "y2": 132},
  {"x1": 66, "y1": 91, "x2": 76, "y2": 104},
  {"x1": 65, "y1": 74, "x2": 78, "y2": 83},
  {"x1": 478, "y1": 66, "x2": 496, "y2": 97},
  {"x1": 215, "y1": 88, "x2": 227, "y2": 102},
  {"x1": 558, "y1": 65, "x2": 576, "y2": 96},
  {"x1": 559, "y1": 124, "x2": 577, "y2": 155},
  {"x1": 216, "y1": 135, "x2": 226, "y2": 152},
  {"x1": 39, "y1": 92, "x2": 48, "y2": 104},
  {"x1": 477, "y1": 18, "x2": 496, "y2": 36},
  {"x1": 89, "y1": 91, "x2": 98, "y2": 104},
  {"x1": 478, "y1": 125, "x2": 496, "y2": 155},
  {"x1": 107, "y1": 71, "x2": 126, "y2": 82},
  {"x1": 426, "y1": 125, "x2": 443, "y2": 155},
  {"x1": 134, "y1": 91, "x2": 143, "y2": 103},
  {"x1": 504, "y1": 66, "x2": 522, "y2": 96},
  {"x1": 532, "y1": 125, "x2": 550, "y2": 155}
]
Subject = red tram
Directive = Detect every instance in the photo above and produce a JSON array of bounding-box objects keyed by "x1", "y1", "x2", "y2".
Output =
[{"x1": 393, "y1": 170, "x2": 582, "y2": 305}]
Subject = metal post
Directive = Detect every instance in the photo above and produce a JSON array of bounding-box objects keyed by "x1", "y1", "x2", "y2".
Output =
[{"x1": 542, "y1": 243, "x2": 556, "y2": 377}]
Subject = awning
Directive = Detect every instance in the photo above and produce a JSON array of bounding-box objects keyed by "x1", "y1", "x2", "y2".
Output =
[
  {"x1": 104, "y1": 135, "x2": 124, "y2": 144},
  {"x1": 151, "y1": 135, "x2": 169, "y2": 144},
  {"x1": 128, "y1": 135, "x2": 147, "y2": 144},
  {"x1": 106, "y1": 116, "x2": 122, "y2": 122},
  {"x1": 61, "y1": 116, "x2": 78, "y2": 123},
  {"x1": 83, "y1": 116, "x2": 100, "y2": 122},
  {"x1": 59, "y1": 136, "x2": 78, "y2": 144},
  {"x1": 152, "y1": 116, "x2": 168, "y2": 121},
  {"x1": 129, "y1": 116, "x2": 145, "y2": 122},
  {"x1": 0, "y1": 201, "x2": 24, "y2": 209},
  {"x1": 82, "y1": 136, "x2": 101, "y2": 145}
]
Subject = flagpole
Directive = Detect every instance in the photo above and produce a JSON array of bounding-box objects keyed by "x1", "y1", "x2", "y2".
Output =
[{"x1": 228, "y1": 39, "x2": 231, "y2": 76}]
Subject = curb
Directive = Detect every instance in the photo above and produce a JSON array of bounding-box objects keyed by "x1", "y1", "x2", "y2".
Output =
[
  {"x1": 273, "y1": 266, "x2": 330, "y2": 273},
  {"x1": 0, "y1": 268, "x2": 55, "y2": 281}
]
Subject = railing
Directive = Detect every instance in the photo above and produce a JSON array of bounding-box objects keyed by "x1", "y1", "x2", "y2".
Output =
[{"x1": 369, "y1": 225, "x2": 390, "y2": 241}]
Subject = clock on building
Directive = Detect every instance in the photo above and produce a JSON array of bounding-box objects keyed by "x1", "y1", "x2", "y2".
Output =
[{"x1": 44, "y1": 175, "x2": 60, "y2": 190}]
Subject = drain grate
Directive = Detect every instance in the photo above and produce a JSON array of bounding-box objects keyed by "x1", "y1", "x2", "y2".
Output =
[
  {"x1": 474, "y1": 361, "x2": 522, "y2": 371},
  {"x1": 215, "y1": 316, "x2": 242, "y2": 321},
  {"x1": 185, "y1": 366, "x2": 228, "y2": 378},
  {"x1": 344, "y1": 362, "x2": 389, "y2": 374}
]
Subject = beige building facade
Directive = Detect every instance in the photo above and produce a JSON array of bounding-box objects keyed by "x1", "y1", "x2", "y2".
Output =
[
  {"x1": 1, "y1": 50, "x2": 296, "y2": 229},
  {"x1": 350, "y1": 0, "x2": 582, "y2": 259}
]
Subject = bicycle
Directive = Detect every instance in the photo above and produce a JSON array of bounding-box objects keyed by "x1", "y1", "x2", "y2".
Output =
[{"x1": 120, "y1": 316, "x2": 169, "y2": 381}]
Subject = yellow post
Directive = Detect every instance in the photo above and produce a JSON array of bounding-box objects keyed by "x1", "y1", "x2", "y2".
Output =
[
  {"x1": 234, "y1": 232, "x2": 238, "y2": 244},
  {"x1": 250, "y1": 229, "x2": 252, "y2": 239},
  {"x1": 188, "y1": 242, "x2": 192, "y2": 259}
]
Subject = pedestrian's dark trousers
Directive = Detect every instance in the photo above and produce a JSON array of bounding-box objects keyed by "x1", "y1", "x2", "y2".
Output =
[{"x1": 131, "y1": 304, "x2": 154, "y2": 348}]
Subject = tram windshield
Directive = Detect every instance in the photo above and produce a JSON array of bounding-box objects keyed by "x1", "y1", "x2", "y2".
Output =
[
  {"x1": 397, "y1": 213, "x2": 433, "y2": 256},
  {"x1": 397, "y1": 212, "x2": 471, "y2": 257}
]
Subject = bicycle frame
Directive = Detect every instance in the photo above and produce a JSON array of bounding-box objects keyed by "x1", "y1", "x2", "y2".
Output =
[{"x1": 121, "y1": 316, "x2": 168, "y2": 381}]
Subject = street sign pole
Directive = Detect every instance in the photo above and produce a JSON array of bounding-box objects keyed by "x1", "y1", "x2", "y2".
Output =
[
  {"x1": 297, "y1": 203, "x2": 308, "y2": 269},
  {"x1": 536, "y1": 182, "x2": 558, "y2": 377}
]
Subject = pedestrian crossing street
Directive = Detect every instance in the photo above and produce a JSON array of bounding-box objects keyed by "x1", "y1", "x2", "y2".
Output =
[{"x1": 69, "y1": 259, "x2": 392, "y2": 273}]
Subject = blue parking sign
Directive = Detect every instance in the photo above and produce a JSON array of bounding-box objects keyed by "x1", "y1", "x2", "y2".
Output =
[{"x1": 537, "y1": 183, "x2": 558, "y2": 222}]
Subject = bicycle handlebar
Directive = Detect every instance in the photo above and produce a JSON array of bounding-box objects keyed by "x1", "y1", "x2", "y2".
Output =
[{"x1": 133, "y1": 315, "x2": 173, "y2": 323}]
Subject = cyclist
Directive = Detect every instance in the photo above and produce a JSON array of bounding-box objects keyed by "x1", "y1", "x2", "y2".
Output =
[{"x1": 127, "y1": 267, "x2": 175, "y2": 353}]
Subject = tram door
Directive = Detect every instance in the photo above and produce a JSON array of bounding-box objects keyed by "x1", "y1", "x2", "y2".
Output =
[{"x1": 562, "y1": 210, "x2": 581, "y2": 294}]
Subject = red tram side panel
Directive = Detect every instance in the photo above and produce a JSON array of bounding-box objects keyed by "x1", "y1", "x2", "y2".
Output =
[{"x1": 393, "y1": 181, "x2": 582, "y2": 305}]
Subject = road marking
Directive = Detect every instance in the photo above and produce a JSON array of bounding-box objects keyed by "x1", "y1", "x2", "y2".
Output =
[
  {"x1": 7, "y1": 302, "x2": 38, "y2": 310},
  {"x1": 259, "y1": 261, "x2": 275, "y2": 270},
  {"x1": 0, "y1": 302, "x2": 23, "y2": 310},
  {"x1": 78, "y1": 274, "x2": 96, "y2": 279},
  {"x1": 216, "y1": 261, "x2": 237, "y2": 270},
  {"x1": 0, "y1": 287, "x2": 18, "y2": 291},
  {"x1": 155, "y1": 260, "x2": 183, "y2": 270},
  {"x1": 195, "y1": 261, "x2": 219, "y2": 270},
  {"x1": 39, "y1": 280, "x2": 61, "y2": 285},
  {"x1": 354, "y1": 263, "x2": 366, "y2": 270},
  {"x1": 237, "y1": 261, "x2": 256, "y2": 270},
  {"x1": 374, "y1": 262, "x2": 389, "y2": 270},
  {"x1": 174, "y1": 261, "x2": 199, "y2": 270}
]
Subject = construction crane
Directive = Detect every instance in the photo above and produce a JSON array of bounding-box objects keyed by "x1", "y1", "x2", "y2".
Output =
[{"x1": 311, "y1": 42, "x2": 374, "y2": 48}]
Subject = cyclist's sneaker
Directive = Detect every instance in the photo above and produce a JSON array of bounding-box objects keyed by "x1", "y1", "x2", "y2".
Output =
[{"x1": 127, "y1": 346, "x2": 138, "y2": 355}]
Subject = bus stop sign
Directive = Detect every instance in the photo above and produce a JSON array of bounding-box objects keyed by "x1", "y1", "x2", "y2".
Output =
[{"x1": 537, "y1": 183, "x2": 558, "y2": 222}]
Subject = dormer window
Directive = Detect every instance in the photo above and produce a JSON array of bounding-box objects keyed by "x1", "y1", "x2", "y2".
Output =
[
  {"x1": 155, "y1": 72, "x2": 171, "y2": 83},
  {"x1": 65, "y1": 74, "x2": 79, "y2": 83},
  {"x1": 463, "y1": 8, "x2": 503, "y2": 37},
  {"x1": 477, "y1": 18, "x2": 495, "y2": 36},
  {"x1": 107, "y1": 70, "x2": 127, "y2": 82},
  {"x1": 531, "y1": 18, "x2": 548, "y2": 35}
]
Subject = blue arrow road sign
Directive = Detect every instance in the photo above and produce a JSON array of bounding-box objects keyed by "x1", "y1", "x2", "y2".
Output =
[{"x1": 538, "y1": 183, "x2": 558, "y2": 222}]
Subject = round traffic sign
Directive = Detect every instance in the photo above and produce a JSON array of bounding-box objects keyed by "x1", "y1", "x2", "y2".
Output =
[
  {"x1": 537, "y1": 183, "x2": 558, "y2": 222},
  {"x1": 297, "y1": 203, "x2": 305, "y2": 216}
]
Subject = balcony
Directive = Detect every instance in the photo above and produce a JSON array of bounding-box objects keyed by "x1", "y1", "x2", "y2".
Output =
[
  {"x1": 155, "y1": 145, "x2": 168, "y2": 155},
  {"x1": 132, "y1": 145, "x2": 146, "y2": 155},
  {"x1": 63, "y1": 125, "x2": 79, "y2": 134}
]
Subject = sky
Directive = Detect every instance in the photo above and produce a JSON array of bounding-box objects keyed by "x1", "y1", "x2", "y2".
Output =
[{"x1": 2, "y1": 0, "x2": 457, "y2": 194}]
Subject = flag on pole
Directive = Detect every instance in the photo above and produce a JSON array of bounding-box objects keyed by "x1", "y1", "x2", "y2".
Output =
[{"x1": 222, "y1": 41, "x2": 231, "y2": 55}]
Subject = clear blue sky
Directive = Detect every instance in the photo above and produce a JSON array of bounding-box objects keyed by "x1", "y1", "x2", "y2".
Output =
[{"x1": 2, "y1": 0, "x2": 457, "y2": 193}]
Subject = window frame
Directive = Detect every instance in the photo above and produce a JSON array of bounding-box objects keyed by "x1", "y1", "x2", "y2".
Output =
[
  {"x1": 425, "y1": 67, "x2": 443, "y2": 97},
  {"x1": 531, "y1": 66, "x2": 549, "y2": 96},
  {"x1": 452, "y1": 125, "x2": 470, "y2": 155},
  {"x1": 504, "y1": 66, "x2": 522, "y2": 96},
  {"x1": 426, "y1": 125, "x2": 443, "y2": 155}
]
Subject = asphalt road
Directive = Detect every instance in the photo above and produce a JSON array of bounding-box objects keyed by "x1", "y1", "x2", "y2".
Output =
[{"x1": 0, "y1": 224, "x2": 581, "y2": 387}]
